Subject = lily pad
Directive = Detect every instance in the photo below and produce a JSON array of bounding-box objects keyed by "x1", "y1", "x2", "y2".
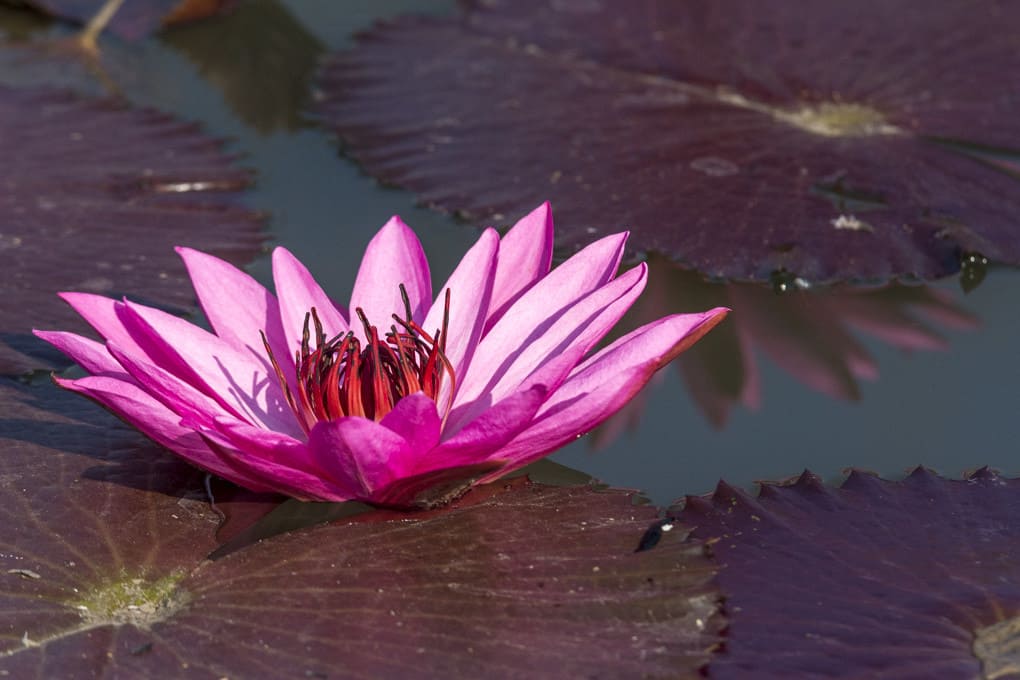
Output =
[
  {"x1": 0, "y1": 85, "x2": 263, "y2": 375},
  {"x1": 12, "y1": 0, "x2": 238, "y2": 40},
  {"x1": 315, "y1": 0, "x2": 1020, "y2": 283},
  {"x1": 671, "y1": 467, "x2": 1020, "y2": 678},
  {"x1": 0, "y1": 379, "x2": 721, "y2": 677},
  {"x1": 0, "y1": 378, "x2": 221, "y2": 657}
]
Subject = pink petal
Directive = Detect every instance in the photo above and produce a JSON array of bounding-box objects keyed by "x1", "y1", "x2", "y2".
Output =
[
  {"x1": 379, "y1": 392, "x2": 442, "y2": 454},
  {"x1": 453, "y1": 262, "x2": 647, "y2": 423},
  {"x1": 481, "y1": 308, "x2": 729, "y2": 477},
  {"x1": 272, "y1": 247, "x2": 349, "y2": 360},
  {"x1": 453, "y1": 232, "x2": 628, "y2": 411},
  {"x1": 33, "y1": 330, "x2": 126, "y2": 377},
  {"x1": 306, "y1": 417, "x2": 415, "y2": 497},
  {"x1": 198, "y1": 427, "x2": 353, "y2": 501},
  {"x1": 422, "y1": 227, "x2": 499, "y2": 409},
  {"x1": 349, "y1": 216, "x2": 432, "y2": 337},
  {"x1": 485, "y1": 230, "x2": 627, "y2": 338},
  {"x1": 176, "y1": 247, "x2": 290, "y2": 366},
  {"x1": 116, "y1": 300, "x2": 303, "y2": 437},
  {"x1": 54, "y1": 375, "x2": 277, "y2": 493},
  {"x1": 424, "y1": 385, "x2": 547, "y2": 472},
  {"x1": 59, "y1": 292, "x2": 147, "y2": 356},
  {"x1": 486, "y1": 202, "x2": 554, "y2": 329},
  {"x1": 196, "y1": 416, "x2": 328, "y2": 485},
  {"x1": 106, "y1": 341, "x2": 240, "y2": 429}
]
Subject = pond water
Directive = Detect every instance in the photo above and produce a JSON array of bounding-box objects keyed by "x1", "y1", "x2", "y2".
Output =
[{"x1": 2, "y1": 0, "x2": 1017, "y2": 507}]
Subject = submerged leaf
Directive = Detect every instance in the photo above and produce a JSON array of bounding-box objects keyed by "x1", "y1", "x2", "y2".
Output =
[
  {"x1": 0, "y1": 380, "x2": 720, "y2": 676},
  {"x1": 0, "y1": 85, "x2": 263, "y2": 375},
  {"x1": 316, "y1": 0, "x2": 1020, "y2": 283},
  {"x1": 673, "y1": 467, "x2": 1020, "y2": 678}
]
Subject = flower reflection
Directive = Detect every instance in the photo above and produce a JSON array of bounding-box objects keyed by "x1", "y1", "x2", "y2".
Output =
[{"x1": 594, "y1": 256, "x2": 978, "y2": 440}]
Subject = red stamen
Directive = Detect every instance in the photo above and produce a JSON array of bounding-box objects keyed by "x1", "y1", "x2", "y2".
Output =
[{"x1": 263, "y1": 287, "x2": 458, "y2": 430}]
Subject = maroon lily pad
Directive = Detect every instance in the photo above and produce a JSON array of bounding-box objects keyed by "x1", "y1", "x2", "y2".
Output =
[
  {"x1": 315, "y1": 0, "x2": 1020, "y2": 284},
  {"x1": 0, "y1": 85, "x2": 263, "y2": 375},
  {"x1": 14, "y1": 0, "x2": 238, "y2": 40},
  {"x1": 670, "y1": 467, "x2": 1020, "y2": 678},
  {"x1": 0, "y1": 379, "x2": 721, "y2": 677},
  {"x1": 0, "y1": 378, "x2": 222, "y2": 657}
]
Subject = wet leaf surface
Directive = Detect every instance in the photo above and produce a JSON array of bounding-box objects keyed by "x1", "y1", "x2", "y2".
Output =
[
  {"x1": 0, "y1": 85, "x2": 263, "y2": 375},
  {"x1": 316, "y1": 0, "x2": 1020, "y2": 284},
  {"x1": 11, "y1": 0, "x2": 237, "y2": 39},
  {"x1": 0, "y1": 379, "x2": 720, "y2": 677},
  {"x1": 672, "y1": 467, "x2": 1020, "y2": 678}
]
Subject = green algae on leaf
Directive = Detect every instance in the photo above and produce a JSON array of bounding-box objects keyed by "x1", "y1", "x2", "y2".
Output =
[
  {"x1": 315, "y1": 0, "x2": 1020, "y2": 284},
  {"x1": 0, "y1": 85, "x2": 262, "y2": 376},
  {"x1": 672, "y1": 467, "x2": 1020, "y2": 678}
]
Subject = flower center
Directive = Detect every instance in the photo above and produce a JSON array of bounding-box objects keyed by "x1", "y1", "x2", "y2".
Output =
[{"x1": 263, "y1": 285, "x2": 456, "y2": 432}]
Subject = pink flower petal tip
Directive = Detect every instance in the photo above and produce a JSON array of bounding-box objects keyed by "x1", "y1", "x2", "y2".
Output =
[{"x1": 35, "y1": 204, "x2": 728, "y2": 509}]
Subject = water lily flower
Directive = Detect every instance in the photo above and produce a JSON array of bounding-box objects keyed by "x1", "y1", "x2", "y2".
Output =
[{"x1": 35, "y1": 203, "x2": 727, "y2": 508}]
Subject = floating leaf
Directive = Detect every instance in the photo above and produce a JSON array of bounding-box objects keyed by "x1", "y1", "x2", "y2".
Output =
[
  {"x1": 11, "y1": 0, "x2": 238, "y2": 40},
  {"x1": 0, "y1": 85, "x2": 263, "y2": 375},
  {"x1": 315, "y1": 0, "x2": 1020, "y2": 283},
  {"x1": 0, "y1": 380, "x2": 720, "y2": 676},
  {"x1": 671, "y1": 467, "x2": 1020, "y2": 678},
  {"x1": 0, "y1": 378, "x2": 220, "y2": 657}
]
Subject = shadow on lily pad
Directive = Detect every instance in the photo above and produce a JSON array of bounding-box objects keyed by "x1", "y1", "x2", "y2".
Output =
[
  {"x1": 315, "y1": 0, "x2": 1020, "y2": 284},
  {"x1": 668, "y1": 466, "x2": 1020, "y2": 678}
]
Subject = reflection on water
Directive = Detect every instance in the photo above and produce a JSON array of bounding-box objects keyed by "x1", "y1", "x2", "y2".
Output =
[
  {"x1": 161, "y1": 0, "x2": 325, "y2": 134},
  {"x1": 595, "y1": 255, "x2": 979, "y2": 438}
]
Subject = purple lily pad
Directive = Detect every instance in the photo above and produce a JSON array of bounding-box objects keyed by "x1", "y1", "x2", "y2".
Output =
[
  {"x1": 0, "y1": 379, "x2": 721, "y2": 677},
  {"x1": 0, "y1": 85, "x2": 263, "y2": 375},
  {"x1": 315, "y1": 0, "x2": 1020, "y2": 284},
  {"x1": 0, "y1": 378, "x2": 221, "y2": 657},
  {"x1": 13, "y1": 0, "x2": 238, "y2": 40},
  {"x1": 671, "y1": 467, "x2": 1020, "y2": 678}
]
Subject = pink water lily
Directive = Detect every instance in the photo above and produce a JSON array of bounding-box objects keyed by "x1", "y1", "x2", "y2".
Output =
[{"x1": 36, "y1": 204, "x2": 727, "y2": 508}]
